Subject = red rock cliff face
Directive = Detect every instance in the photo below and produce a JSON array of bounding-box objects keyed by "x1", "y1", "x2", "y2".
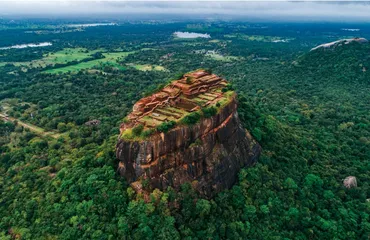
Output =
[{"x1": 116, "y1": 97, "x2": 261, "y2": 198}]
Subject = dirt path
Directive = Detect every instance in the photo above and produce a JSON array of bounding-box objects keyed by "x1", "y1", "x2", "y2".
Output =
[{"x1": 0, "y1": 113, "x2": 60, "y2": 139}]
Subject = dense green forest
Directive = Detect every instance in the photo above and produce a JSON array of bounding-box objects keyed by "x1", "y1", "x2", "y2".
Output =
[{"x1": 0, "y1": 20, "x2": 369, "y2": 239}]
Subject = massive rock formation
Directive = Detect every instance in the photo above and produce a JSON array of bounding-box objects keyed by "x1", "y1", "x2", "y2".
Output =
[
  {"x1": 116, "y1": 70, "x2": 261, "y2": 198},
  {"x1": 311, "y1": 37, "x2": 368, "y2": 51}
]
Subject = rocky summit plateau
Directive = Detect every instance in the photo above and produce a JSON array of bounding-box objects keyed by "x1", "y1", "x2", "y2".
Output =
[{"x1": 116, "y1": 70, "x2": 261, "y2": 197}]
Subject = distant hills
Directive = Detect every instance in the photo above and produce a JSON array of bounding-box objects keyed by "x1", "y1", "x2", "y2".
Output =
[
  {"x1": 294, "y1": 38, "x2": 370, "y2": 81},
  {"x1": 310, "y1": 37, "x2": 368, "y2": 51}
]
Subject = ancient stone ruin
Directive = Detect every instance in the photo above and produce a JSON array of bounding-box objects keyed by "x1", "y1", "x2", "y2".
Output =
[
  {"x1": 121, "y1": 70, "x2": 229, "y2": 130},
  {"x1": 116, "y1": 69, "x2": 261, "y2": 198}
]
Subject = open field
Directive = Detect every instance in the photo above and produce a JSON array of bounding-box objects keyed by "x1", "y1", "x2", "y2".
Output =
[
  {"x1": 127, "y1": 63, "x2": 166, "y2": 71},
  {"x1": 224, "y1": 34, "x2": 294, "y2": 42},
  {"x1": 205, "y1": 52, "x2": 243, "y2": 62},
  {"x1": 0, "y1": 48, "x2": 104, "y2": 69},
  {"x1": 140, "y1": 48, "x2": 158, "y2": 51},
  {"x1": 43, "y1": 51, "x2": 134, "y2": 74},
  {"x1": 42, "y1": 48, "x2": 103, "y2": 64}
]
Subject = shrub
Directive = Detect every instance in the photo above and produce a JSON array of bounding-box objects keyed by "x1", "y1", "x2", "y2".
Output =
[
  {"x1": 121, "y1": 129, "x2": 134, "y2": 140},
  {"x1": 190, "y1": 138, "x2": 203, "y2": 148},
  {"x1": 57, "y1": 122, "x2": 67, "y2": 132},
  {"x1": 143, "y1": 83, "x2": 166, "y2": 97},
  {"x1": 186, "y1": 77, "x2": 193, "y2": 84},
  {"x1": 252, "y1": 127, "x2": 262, "y2": 141},
  {"x1": 202, "y1": 106, "x2": 217, "y2": 118},
  {"x1": 141, "y1": 128, "x2": 155, "y2": 138},
  {"x1": 174, "y1": 72, "x2": 184, "y2": 80},
  {"x1": 181, "y1": 112, "x2": 201, "y2": 125},
  {"x1": 141, "y1": 178, "x2": 150, "y2": 190},
  {"x1": 156, "y1": 121, "x2": 176, "y2": 133},
  {"x1": 222, "y1": 83, "x2": 234, "y2": 92},
  {"x1": 132, "y1": 124, "x2": 144, "y2": 136}
]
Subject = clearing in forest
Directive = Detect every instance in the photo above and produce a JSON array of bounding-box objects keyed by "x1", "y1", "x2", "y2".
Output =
[
  {"x1": 127, "y1": 63, "x2": 166, "y2": 71},
  {"x1": 224, "y1": 34, "x2": 293, "y2": 42},
  {"x1": 43, "y1": 51, "x2": 134, "y2": 74},
  {"x1": 0, "y1": 48, "x2": 104, "y2": 69},
  {"x1": 205, "y1": 52, "x2": 243, "y2": 62},
  {"x1": 2, "y1": 114, "x2": 61, "y2": 139},
  {"x1": 0, "y1": 103, "x2": 60, "y2": 139}
]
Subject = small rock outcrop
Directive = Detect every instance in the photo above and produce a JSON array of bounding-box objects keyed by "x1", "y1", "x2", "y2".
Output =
[
  {"x1": 85, "y1": 119, "x2": 101, "y2": 126},
  {"x1": 311, "y1": 37, "x2": 368, "y2": 51},
  {"x1": 116, "y1": 70, "x2": 261, "y2": 198},
  {"x1": 343, "y1": 176, "x2": 357, "y2": 189}
]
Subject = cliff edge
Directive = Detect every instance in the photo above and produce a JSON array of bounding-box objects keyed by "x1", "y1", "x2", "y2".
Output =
[{"x1": 116, "y1": 70, "x2": 261, "y2": 198}]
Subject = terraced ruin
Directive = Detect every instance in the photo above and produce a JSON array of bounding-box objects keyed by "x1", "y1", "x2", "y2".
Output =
[
  {"x1": 116, "y1": 69, "x2": 261, "y2": 197},
  {"x1": 120, "y1": 69, "x2": 232, "y2": 137}
]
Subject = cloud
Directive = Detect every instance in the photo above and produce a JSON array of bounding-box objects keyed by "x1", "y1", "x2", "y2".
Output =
[{"x1": 1, "y1": 1, "x2": 370, "y2": 21}]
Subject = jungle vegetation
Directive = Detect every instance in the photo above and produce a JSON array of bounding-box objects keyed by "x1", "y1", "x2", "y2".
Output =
[{"x1": 0, "y1": 20, "x2": 369, "y2": 239}]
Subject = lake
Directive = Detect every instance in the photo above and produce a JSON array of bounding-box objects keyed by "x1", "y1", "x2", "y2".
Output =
[{"x1": 67, "y1": 23, "x2": 116, "y2": 28}]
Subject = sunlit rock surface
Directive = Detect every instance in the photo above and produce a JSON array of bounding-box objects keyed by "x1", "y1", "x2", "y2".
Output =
[
  {"x1": 116, "y1": 70, "x2": 261, "y2": 197},
  {"x1": 343, "y1": 176, "x2": 357, "y2": 189},
  {"x1": 311, "y1": 37, "x2": 368, "y2": 51}
]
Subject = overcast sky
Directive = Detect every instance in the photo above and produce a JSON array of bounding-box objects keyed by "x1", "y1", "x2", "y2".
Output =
[{"x1": 1, "y1": 1, "x2": 370, "y2": 21}]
